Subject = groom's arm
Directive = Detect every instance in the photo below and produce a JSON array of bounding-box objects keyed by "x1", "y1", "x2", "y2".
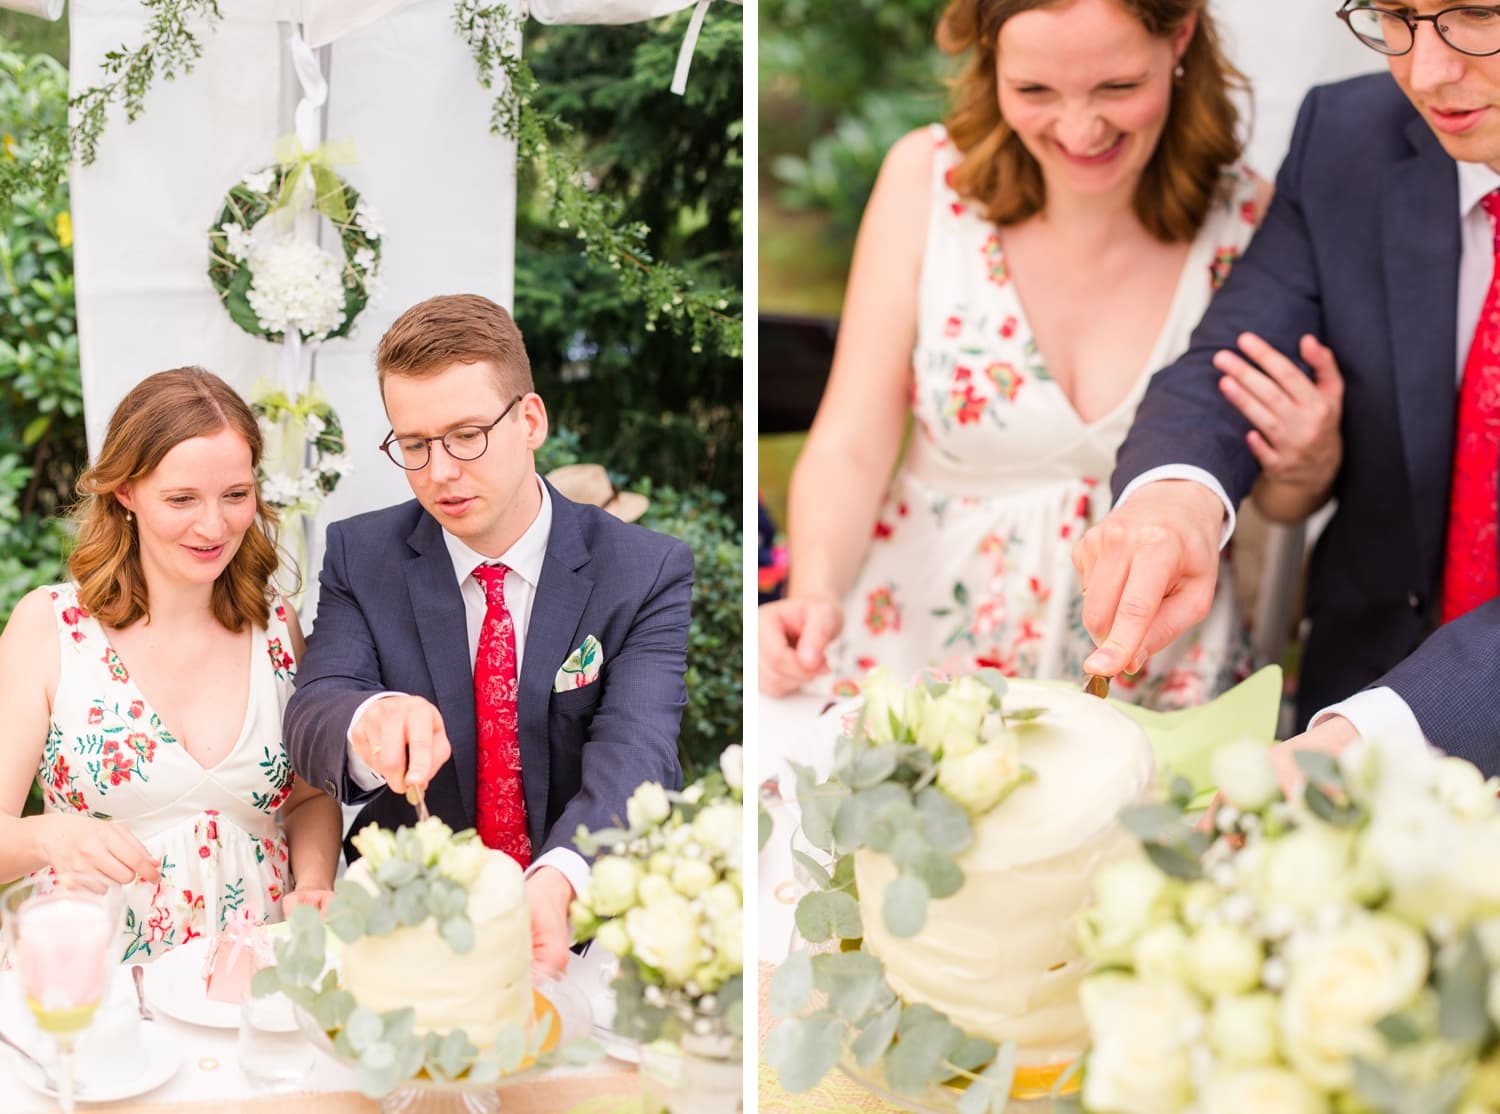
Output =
[
  {"x1": 285, "y1": 522, "x2": 392, "y2": 804},
  {"x1": 539, "y1": 537, "x2": 694, "y2": 860}
]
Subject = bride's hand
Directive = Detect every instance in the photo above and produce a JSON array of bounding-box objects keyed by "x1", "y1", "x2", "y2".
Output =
[
  {"x1": 283, "y1": 887, "x2": 335, "y2": 914},
  {"x1": 758, "y1": 595, "x2": 844, "y2": 696},
  {"x1": 39, "y1": 813, "x2": 160, "y2": 891}
]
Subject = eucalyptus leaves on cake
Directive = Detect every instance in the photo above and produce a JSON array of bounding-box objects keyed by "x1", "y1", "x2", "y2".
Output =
[
  {"x1": 254, "y1": 817, "x2": 557, "y2": 1097},
  {"x1": 770, "y1": 668, "x2": 1159, "y2": 1111},
  {"x1": 570, "y1": 745, "x2": 745, "y2": 1056}
]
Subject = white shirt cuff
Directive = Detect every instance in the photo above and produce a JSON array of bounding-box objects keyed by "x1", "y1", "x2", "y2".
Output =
[
  {"x1": 346, "y1": 692, "x2": 403, "y2": 791},
  {"x1": 527, "y1": 848, "x2": 589, "y2": 901},
  {"x1": 1115, "y1": 466, "x2": 1237, "y2": 550},
  {"x1": 1310, "y1": 686, "x2": 1430, "y2": 760}
]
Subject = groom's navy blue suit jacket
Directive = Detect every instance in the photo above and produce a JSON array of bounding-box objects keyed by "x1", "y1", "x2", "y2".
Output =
[
  {"x1": 285, "y1": 480, "x2": 692, "y2": 854},
  {"x1": 1114, "y1": 73, "x2": 1500, "y2": 772}
]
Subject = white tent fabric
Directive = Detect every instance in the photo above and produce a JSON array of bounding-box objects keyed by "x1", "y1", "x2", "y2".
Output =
[
  {"x1": 1219, "y1": 0, "x2": 1380, "y2": 180},
  {"x1": 0, "y1": 0, "x2": 63, "y2": 19},
  {"x1": 69, "y1": 0, "x2": 519, "y2": 608}
]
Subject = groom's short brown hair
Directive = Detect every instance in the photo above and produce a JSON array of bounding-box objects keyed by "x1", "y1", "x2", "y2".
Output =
[{"x1": 376, "y1": 293, "x2": 534, "y2": 400}]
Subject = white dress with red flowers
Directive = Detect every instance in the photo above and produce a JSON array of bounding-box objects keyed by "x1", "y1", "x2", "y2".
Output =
[
  {"x1": 36, "y1": 583, "x2": 299, "y2": 962},
  {"x1": 826, "y1": 126, "x2": 1262, "y2": 710}
]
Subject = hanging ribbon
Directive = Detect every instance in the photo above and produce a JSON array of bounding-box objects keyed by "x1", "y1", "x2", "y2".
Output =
[{"x1": 670, "y1": 0, "x2": 712, "y2": 97}]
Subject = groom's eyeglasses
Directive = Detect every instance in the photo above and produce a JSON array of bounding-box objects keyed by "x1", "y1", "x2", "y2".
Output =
[{"x1": 379, "y1": 395, "x2": 524, "y2": 471}]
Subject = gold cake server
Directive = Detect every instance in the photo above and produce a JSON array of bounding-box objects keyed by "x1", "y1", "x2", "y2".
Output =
[
  {"x1": 1082, "y1": 673, "x2": 1111, "y2": 700},
  {"x1": 405, "y1": 785, "x2": 431, "y2": 823}
]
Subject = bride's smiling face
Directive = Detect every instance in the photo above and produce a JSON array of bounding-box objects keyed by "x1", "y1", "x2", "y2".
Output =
[{"x1": 995, "y1": 0, "x2": 1194, "y2": 203}]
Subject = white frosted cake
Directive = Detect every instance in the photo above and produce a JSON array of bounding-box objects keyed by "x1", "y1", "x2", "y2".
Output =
[
  {"x1": 855, "y1": 681, "x2": 1154, "y2": 1065},
  {"x1": 338, "y1": 848, "x2": 533, "y2": 1050}
]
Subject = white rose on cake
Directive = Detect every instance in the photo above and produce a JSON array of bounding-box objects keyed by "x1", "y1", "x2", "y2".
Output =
[
  {"x1": 437, "y1": 839, "x2": 488, "y2": 887},
  {"x1": 935, "y1": 733, "x2": 1027, "y2": 814},
  {"x1": 914, "y1": 675, "x2": 992, "y2": 756},
  {"x1": 860, "y1": 668, "x2": 919, "y2": 744},
  {"x1": 1279, "y1": 912, "x2": 1429, "y2": 1090},
  {"x1": 350, "y1": 824, "x2": 398, "y2": 870}
]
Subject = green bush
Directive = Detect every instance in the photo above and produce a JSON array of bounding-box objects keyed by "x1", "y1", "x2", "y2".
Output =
[{"x1": 640, "y1": 484, "x2": 741, "y2": 780}]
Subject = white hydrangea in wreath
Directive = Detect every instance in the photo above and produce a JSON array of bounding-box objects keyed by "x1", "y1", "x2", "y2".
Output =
[{"x1": 207, "y1": 157, "x2": 383, "y2": 344}]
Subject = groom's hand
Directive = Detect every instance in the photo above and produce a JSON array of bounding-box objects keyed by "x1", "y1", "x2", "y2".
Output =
[
  {"x1": 350, "y1": 694, "x2": 453, "y2": 794},
  {"x1": 526, "y1": 866, "x2": 574, "y2": 978}
]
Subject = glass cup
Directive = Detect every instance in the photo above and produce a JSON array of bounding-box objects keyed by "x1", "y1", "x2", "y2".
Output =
[
  {"x1": 238, "y1": 988, "x2": 316, "y2": 1091},
  {"x1": 1, "y1": 879, "x2": 122, "y2": 1114}
]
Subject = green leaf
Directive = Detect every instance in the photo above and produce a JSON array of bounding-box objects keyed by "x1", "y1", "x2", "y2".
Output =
[
  {"x1": 1144, "y1": 841, "x2": 1203, "y2": 881},
  {"x1": 21, "y1": 414, "x2": 49, "y2": 446},
  {"x1": 345, "y1": 1007, "x2": 383, "y2": 1053},
  {"x1": 249, "y1": 966, "x2": 281, "y2": 997},
  {"x1": 971, "y1": 669, "x2": 1007, "y2": 699},
  {"x1": 1439, "y1": 930, "x2": 1492, "y2": 1043},
  {"x1": 1120, "y1": 803, "x2": 1185, "y2": 843},
  {"x1": 959, "y1": 1042, "x2": 1016, "y2": 1114},
  {"x1": 491, "y1": 1024, "x2": 527, "y2": 1074},
  {"x1": 796, "y1": 890, "x2": 863, "y2": 943},
  {"x1": 765, "y1": 1014, "x2": 843, "y2": 1093},
  {"x1": 1003, "y1": 706, "x2": 1046, "y2": 724},
  {"x1": 312, "y1": 988, "x2": 355, "y2": 1031},
  {"x1": 440, "y1": 915, "x2": 476, "y2": 955},
  {"x1": 834, "y1": 782, "x2": 909, "y2": 852},
  {"x1": 884, "y1": 1015, "x2": 962, "y2": 1095},
  {"x1": 791, "y1": 849, "x2": 832, "y2": 890},
  {"x1": 770, "y1": 948, "x2": 814, "y2": 1018},
  {"x1": 883, "y1": 874, "x2": 929, "y2": 938},
  {"x1": 1375, "y1": 1012, "x2": 1424, "y2": 1046},
  {"x1": 812, "y1": 950, "x2": 889, "y2": 1022},
  {"x1": 1295, "y1": 749, "x2": 1342, "y2": 785},
  {"x1": 947, "y1": 1033, "x2": 998, "y2": 1074},
  {"x1": 759, "y1": 805, "x2": 773, "y2": 851},
  {"x1": 915, "y1": 786, "x2": 973, "y2": 855},
  {"x1": 844, "y1": 742, "x2": 901, "y2": 789},
  {"x1": 908, "y1": 850, "x2": 964, "y2": 900},
  {"x1": 851, "y1": 1002, "x2": 901, "y2": 1067}
]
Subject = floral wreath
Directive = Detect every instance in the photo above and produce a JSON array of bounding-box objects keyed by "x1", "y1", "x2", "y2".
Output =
[
  {"x1": 207, "y1": 150, "x2": 382, "y2": 344},
  {"x1": 249, "y1": 381, "x2": 350, "y2": 515}
]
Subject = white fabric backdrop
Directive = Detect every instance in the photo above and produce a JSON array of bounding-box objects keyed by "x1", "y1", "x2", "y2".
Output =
[
  {"x1": 69, "y1": 0, "x2": 518, "y2": 616},
  {"x1": 1218, "y1": 0, "x2": 1380, "y2": 180}
]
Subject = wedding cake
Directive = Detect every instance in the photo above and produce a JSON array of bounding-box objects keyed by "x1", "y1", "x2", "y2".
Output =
[
  {"x1": 854, "y1": 681, "x2": 1154, "y2": 1066},
  {"x1": 337, "y1": 838, "x2": 533, "y2": 1050}
]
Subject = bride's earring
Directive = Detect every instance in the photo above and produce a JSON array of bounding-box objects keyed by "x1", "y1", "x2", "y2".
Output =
[
  {"x1": 1174, "y1": 62, "x2": 1185, "y2": 80},
  {"x1": 125, "y1": 509, "x2": 133, "y2": 524}
]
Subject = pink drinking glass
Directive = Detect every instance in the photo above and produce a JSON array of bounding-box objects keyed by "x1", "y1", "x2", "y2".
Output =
[{"x1": 2, "y1": 880, "x2": 122, "y2": 1114}]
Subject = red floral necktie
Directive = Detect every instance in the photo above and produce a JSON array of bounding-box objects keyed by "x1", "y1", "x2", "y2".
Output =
[
  {"x1": 473, "y1": 564, "x2": 531, "y2": 867},
  {"x1": 1442, "y1": 192, "x2": 1500, "y2": 624}
]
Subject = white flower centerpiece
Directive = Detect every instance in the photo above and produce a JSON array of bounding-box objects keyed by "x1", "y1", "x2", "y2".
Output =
[
  {"x1": 767, "y1": 667, "x2": 1064, "y2": 1113},
  {"x1": 570, "y1": 745, "x2": 745, "y2": 1111},
  {"x1": 1077, "y1": 736, "x2": 1500, "y2": 1114}
]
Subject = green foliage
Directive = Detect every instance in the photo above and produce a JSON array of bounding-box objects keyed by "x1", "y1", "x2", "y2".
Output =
[
  {"x1": 639, "y1": 484, "x2": 741, "y2": 780},
  {"x1": 760, "y1": 0, "x2": 949, "y2": 246},
  {"x1": 510, "y1": 13, "x2": 742, "y2": 496},
  {"x1": 0, "y1": 36, "x2": 81, "y2": 630}
]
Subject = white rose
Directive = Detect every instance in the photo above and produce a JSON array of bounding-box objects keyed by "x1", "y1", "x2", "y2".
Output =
[
  {"x1": 914, "y1": 675, "x2": 993, "y2": 757},
  {"x1": 692, "y1": 803, "x2": 741, "y2": 862},
  {"x1": 1435, "y1": 757, "x2": 1499, "y2": 820},
  {"x1": 670, "y1": 858, "x2": 717, "y2": 899},
  {"x1": 648, "y1": 850, "x2": 674, "y2": 876},
  {"x1": 718, "y1": 744, "x2": 743, "y2": 792},
  {"x1": 436, "y1": 840, "x2": 487, "y2": 887},
  {"x1": 1188, "y1": 924, "x2": 1263, "y2": 996},
  {"x1": 412, "y1": 816, "x2": 453, "y2": 866},
  {"x1": 1200, "y1": 1067, "x2": 1328, "y2": 1114},
  {"x1": 935, "y1": 737, "x2": 1027, "y2": 814},
  {"x1": 1080, "y1": 975, "x2": 1201, "y2": 1114},
  {"x1": 1133, "y1": 923, "x2": 1191, "y2": 983},
  {"x1": 638, "y1": 873, "x2": 676, "y2": 907},
  {"x1": 1213, "y1": 738, "x2": 1281, "y2": 812},
  {"x1": 1080, "y1": 857, "x2": 1173, "y2": 965},
  {"x1": 625, "y1": 895, "x2": 702, "y2": 984},
  {"x1": 861, "y1": 668, "x2": 917, "y2": 744},
  {"x1": 350, "y1": 824, "x2": 397, "y2": 870},
  {"x1": 1248, "y1": 823, "x2": 1357, "y2": 916},
  {"x1": 1280, "y1": 912, "x2": 1429, "y2": 1090},
  {"x1": 627, "y1": 782, "x2": 672, "y2": 830},
  {"x1": 1365, "y1": 792, "x2": 1464, "y2": 892},
  {"x1": 700, "y1": 881, "x2": 741, "y2": 923},
  {"x1": 595, "y1": 917, "x2": 632, "y2": 959},
  {"x1": 589, "y1": 856, "x2": 641, "y2": 916},
  {"x1": 1208, "y1": 993, "x2": 1280, "y2": 1067}
]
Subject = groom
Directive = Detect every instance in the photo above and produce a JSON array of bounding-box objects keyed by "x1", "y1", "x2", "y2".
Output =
[{"x1": 285, "y1": 293, "x2": 693, "y2": 972}]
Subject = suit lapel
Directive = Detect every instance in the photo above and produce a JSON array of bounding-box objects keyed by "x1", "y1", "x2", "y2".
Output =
[
  {"x1": 519, "y1": 484, "x2": 594, "y2": 846},
  {"x1": 403, "y1": 514, "x2": 479, "y2": 822},
  {"x1": 1382, "y1": 116, "x2": 1461, "y2": 582}
]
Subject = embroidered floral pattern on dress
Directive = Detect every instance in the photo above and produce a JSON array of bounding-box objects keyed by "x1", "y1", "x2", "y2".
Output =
[{"x1": 34, "y1": 583, "x2": 300, "y2": 962}]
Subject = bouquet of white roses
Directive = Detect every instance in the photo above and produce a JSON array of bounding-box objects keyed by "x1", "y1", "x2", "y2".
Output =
[
  {"x1": 570, "y1": 745, "x2": 744, "y2": 1055},
  {"x1": 1077, "y1": 736, "x2": 1500, "y2": 1114}
]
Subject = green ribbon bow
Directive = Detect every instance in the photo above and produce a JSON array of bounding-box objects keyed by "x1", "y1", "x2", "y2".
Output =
[{"x1": 272, "y1": 135, "x2": 358, "y2": 224}]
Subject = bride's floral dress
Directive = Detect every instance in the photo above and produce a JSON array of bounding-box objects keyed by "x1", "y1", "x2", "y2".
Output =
[
  {"x1": 827, "y1": 126, "x2": 1262, "y2": 709},
  {"x1": 35, "y1": 583, "x2": 299, "y2": 961}
]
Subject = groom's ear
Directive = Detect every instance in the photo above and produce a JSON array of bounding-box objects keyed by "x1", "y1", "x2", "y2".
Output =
[{"x1": 523, "y1": 393, "x2": 549, "y2": 451}]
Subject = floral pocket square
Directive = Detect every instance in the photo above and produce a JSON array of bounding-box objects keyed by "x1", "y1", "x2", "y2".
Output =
[{"x1": 554, "y1": 635, "x2": 603, "y2": 692}]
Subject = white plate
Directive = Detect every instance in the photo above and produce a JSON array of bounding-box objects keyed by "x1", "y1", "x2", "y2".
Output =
[
  {"x1": 8, "y1": 1022, "x2": 181, "y2": 1103},
  {"x1": 141, "y1": 938, "x2": 240, "y2": 1029}
]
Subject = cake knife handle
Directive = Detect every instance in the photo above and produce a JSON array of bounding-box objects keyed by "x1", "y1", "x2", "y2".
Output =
[
  {"x1": 1082, "y1": 673, "x2": 1111, "y2": 700},
  {"x1": 405, "y1": 785, "x2": 431, "y2": 823}
]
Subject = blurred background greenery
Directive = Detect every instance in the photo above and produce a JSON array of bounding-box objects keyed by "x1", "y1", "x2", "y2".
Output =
[{"x1": 0, "y1": 8, "x2": 740, "y2": 788}]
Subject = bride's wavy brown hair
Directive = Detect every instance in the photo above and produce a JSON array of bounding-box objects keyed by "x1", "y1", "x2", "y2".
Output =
[
  {"x1": 938, "y1": 0, "x2": 1247, "y2": 242},
  {"x1": 69, "y1": 367, "x2": 280, "y2": 632}
]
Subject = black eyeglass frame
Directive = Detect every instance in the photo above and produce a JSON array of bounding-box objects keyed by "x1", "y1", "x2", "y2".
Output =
[
  {"x1": 379, "y1": 394, "x2": 525, "y2": 470},
  {"x1": 1337, "y1": 1, "x2": 1500, "y2": 57}
]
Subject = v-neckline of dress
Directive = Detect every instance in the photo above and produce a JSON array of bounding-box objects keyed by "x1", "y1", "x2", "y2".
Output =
[
  {"x1": 993, "y1": 229, "x2": 1209, "y2": 433},
  {"x1": 92, "y1": 616, "x2": 259, "y2": 776}
]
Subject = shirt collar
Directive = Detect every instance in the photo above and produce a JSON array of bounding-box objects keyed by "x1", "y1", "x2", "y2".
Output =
[
  {"x1": 442, "y1": 475, "x2": 552, "y2": 589},
  {"x1": 1458, "y1": 159, "x2": 1500, "y2": 219}
]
